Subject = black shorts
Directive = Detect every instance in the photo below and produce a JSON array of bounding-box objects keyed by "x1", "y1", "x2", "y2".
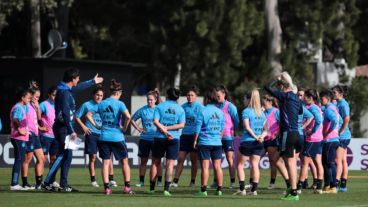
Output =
[
  {"x1": 179, "y1": 134, "x2": 196, "y2": 152},
  {"x1": 85, "y1": 133, "x2": 99, "y2": 155},
  {"x1": 222, "y1": 139, "x2": 234, "y2": 152},
  {"x1": 25, "y1": 133, "x2": 42, "y2": 152},
  {"x1": 198, "y1": 145, "x2": 222, "y2": 160},
  {"x1": 98, "y1": 140, "x2": 128, "y2": 160},
  {"x1": 239, "y1": 141, "x2": 264, "y2": 156},
  {"x1": 279, "y1": 131, "x2": 302, "y2": 158},
  {"x1": 138, "y1": 139, "x2": 153, "y2": 158},
  {"x1": 339, "y1": 139, "x2": 350, "y2": 149},
  {"x1": 152, "y1": 138, "x2": 179, "y2": 160}
]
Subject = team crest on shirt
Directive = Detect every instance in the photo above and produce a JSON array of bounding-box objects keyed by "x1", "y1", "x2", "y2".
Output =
[{"x1": 211, "y1": 112, "x2": 220, "y2": 120}]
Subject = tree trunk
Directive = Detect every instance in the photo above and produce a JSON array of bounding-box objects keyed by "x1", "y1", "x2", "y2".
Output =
[
  {"x1": 30, "y1": 0, "x2": 41, "y2": 57},
  {"x1": 265, "y1": 0, "x2": 282, "y2": 75}
]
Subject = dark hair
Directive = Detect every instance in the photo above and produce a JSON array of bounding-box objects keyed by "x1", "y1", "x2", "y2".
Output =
[
  {"x1": 187, "y1": 85, "x2": 199, "y2": 95},
  {"x1": 263, "y1": 94, "x2": 279, "y2": 108},
  {"x1": 297, "y1": 86, "x2": 306, "y2": 93},
  {"x1": 16, "y1": 86, "x2": 30, "y2": 101},
  {"x1": 205, "y1": 89, "x2": 217, "y2": 105},
  {"x1": 93, "y1": 84, "x2": 104, "y2": 95},
  {"x1": 110, "y1": 79, "x2": 122, "y2": 94},
  {"x1": 215, "y1": 85, "x2": 232, "y2": 102},
  {"x1": 147, "y1": 89, "x2": 161, "y2": 105},
  {"x1": 63, "y1": 67, "x2": 80, "y2": 83},
  {"x1": 47, "y1": 86, "x2": 57, "y2": 95},
  {"x1": 305, "y1": 89, "x2": 320, "y2": 104},
  {"x1": 166, "y1": 88, "x2": 181, "y2": 101},
  {"x1": 332, "y1": 85, "x2": 346, "y2": 96},
  {"x1": 319, "y1": 89, "x2": 334, "y2": 100},
  {"x1": 244, "y1": 92, "x2": 251, "y2": 100},
  {"x1": 28, "y1": 80, "x2": 40, "y2": 94}
]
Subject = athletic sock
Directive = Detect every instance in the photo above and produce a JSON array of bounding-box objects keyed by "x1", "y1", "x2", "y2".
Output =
[
  {"x1": 139, "y1": 176, "x2": 144, "y2": 183},
  {"x1": 239, "y1": 181, "x2": 245, "y2": 191},
  {"x1": 173, "y1": 178, "x2": 179, "y2": 184},
  {"x1": 150, "y1": 180, "x2": 156, "y2": 191},
  {"x1": 157, "y1": 176, "x2": 163, "y2": 183},
  {"x1": 341, "y1": 178, "x2": 347, "y2": 188},
  {"x1": 36, "y1": 176, "x2": 42, "y2": 186},
  {"x1": 336, "y1": 179, "x2": 340, "y2": 187},
  {"x1": 285, "y1": 179, "x2": 291, "y2": 188},
  {"x1": 270, "y1": 178, "x2": 276, "y2": 184},
  {"x1": 190, "y1": 179, "x2": 195, "y2": 184},
  {"x1": 201, "y1": 185, "x2": 207, "y2": 192},
  {"x1": 317, "y1": 179, "x2": 323, "y2": 190},
  {"x1": 91, "y1": 176, "x2": 96, "y2": 182},
  {"x1": 251, "y1": 182, "x2": 258, "y2": 192},
  {"x1": 109, "y1": 175, "x2": 114, "y2": 181},
  {"x1": 164, "y1": 181, "x2": 171, "y2": 191},
  {"x1": 249, "y1": 178, "x2": 253, "y2": 184},
  {"x1": 291, "y1": 189, "x2": 298, "y2": 196},
  {"x1": 230, "y1": 178, "x2": 235, "y2": 183},
  {"x1": 302, "y1": 179, "x2": 308, "y2": 189},
  {"x1": 213, "y1": 178, "x2": 218, "y2": 184},
  {"x1": 22, "y1": 177, "x2": 28, "y2": 186},
  {"x1": 125, "y1": 181, "x2": 131, "y2": 188},
  {"x1": 217, "y1": 186, "x2": 222, "y2": 192},
  {"x1": 297, "y1": 180, "x2": 304, "y2": 190},
  {"x1": 104, "y1": 183, "x2": 109, "y2": 189}
]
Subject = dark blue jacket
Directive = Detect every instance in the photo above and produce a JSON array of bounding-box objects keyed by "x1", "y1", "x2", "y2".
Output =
[
  {"x1": 264, "y1": 83, "x2": 303, "y2": 132},
  {"x1": 55, "y1": 80, "x2": 95, "y2": 134}
]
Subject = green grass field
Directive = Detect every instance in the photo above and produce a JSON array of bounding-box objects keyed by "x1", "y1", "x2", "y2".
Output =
[{"x1": 0, "y1": 167, "x2": 367, "y2": 207}]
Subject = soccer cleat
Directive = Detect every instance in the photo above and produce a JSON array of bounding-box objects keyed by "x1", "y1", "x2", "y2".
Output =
[
  {"x1": 163, "y1": 190, "x2": 172, "y2": 196},
  {"x1": 148, "y1": 190, "x2": 155, "y2": 194},
  {"x1": 91, "y1": 181, "x2": 100, "y2": 187},
  {"x1": 229, "y1": 182, "x2": 236, "y2": 189},
  {"x1": 338, "y1": 187, "x2": 347, "y2": 193},
  {"x1": 215, "y1": 190, "x2": 223, "y2": 196},
  {"x1": 157, "y1": 181, "x2": 163, "y2": 187},
  {"x1": 209, "y1": 182, "x2": 218, "y2": 189},
  {"x1": 104, "y1": 188, "x2": 112, "y2": 195},
  {"x1": 170, "y1": 182, "x2": 178, "y2": 188},
  {"x1": 248, "y1": 191, "x2": 258, "y2": 196},
  {"x1": 109, "y1": 180, "x2": 118, "y2": 187},
  {"x1": 35, "y1": 184, "x2": 42, "y2": 190},
  {"x1": 58, "y1": 185, "x2": 79, "y2": 193},
  {"x1": 281, "y1": 194, "x2": 299, "y2": 201},
  {"x1": 195, "y1": 191, "x2": 208, "y2": 196},
  {"x1": 189, "y1": 182, "x2": 195, "y2": 187},
  {"x1": 123, "y1": 186, "x2": 134, "y2": 194},
  {"x1": 244, "y1": 183, "x2": 252, "y2": 190},
  {"x1": 10, "y1": 185, "x2": 26, "y2": 191},
  {"x1": 22, "y1": 183, "x2": 35, "y2": 190},
  {"x1": 297, "y1": 189, "x2": 302, "y2": 195},
  {"x1": 323, "y1": 187, "x2": 337, "y2": 194},
  {"x1": 41, "y1": 183, "x2": 56, "y2": 192},
  {"x1": 314, "y1": 189, "x2": 323, "y2": 194},
  {"x1": 135, "y1": 182, "x2": 144, "y2": 187},
  {"x1": 267, "y1": 183, "x2": 275, "y2": 190},
  {"x1": 233, "y1": 190, "x2": 246, "y2": 196}
]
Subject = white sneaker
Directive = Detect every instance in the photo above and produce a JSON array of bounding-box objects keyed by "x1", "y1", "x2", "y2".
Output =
[
  {"x1": 297, "y1": 189, "x2": 302, "y2": 195},
  {"x1": 248, "y1": 191, "x2": 258, "y2": 196},
  {"x1": 109, "y1": 180, "x2": 118, "y2": 187},
  {"x1": 229, "y1": 182, "x2": 236, "y2": 189},
  {"x1": 189, "y1": 182, "x2": 195, "y2": 187},
  {"x1": 244, "y1": 183, "x2": 252, "y2": 190},
  {"x1": 267, "y1": 183, "x2": 275, "y2": 189},
  {"x1": 314, "y1": 189, "x2": 323, "y2": 194},
  {"x1": 233, "y1": 190, "x2": 246, "y2": 196},
  {"x1": 157, "y1": 181, "x2": 163, "y2": 187},
  {"x1": 22, "y1": 184, "x2": 35, "y2": 190},
  {"x1": 91, "y1": 181, "x2": 99, "y2": 187},
  {"x1": 10, "y1": 185, "x2": 26, "y2": 191},
  {"x1": 52, "y1": 181, "x2": 60, "y2": 188},
  {"x1": 170, "y1": 182, "x2": 178, "y2": 188}
]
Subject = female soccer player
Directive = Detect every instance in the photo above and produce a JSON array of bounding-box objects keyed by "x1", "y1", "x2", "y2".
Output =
[
  {"x1": 172, "y1": 86, "x2": 204, "y2": 187},
  {"x1": 332, "y1": 85, "x2": 351, "y2": 192},
  {"x1": 22, "y1": 82, "x2": 45, "y2": 189},
  {"x1": 90, "y1": 79, "x2": 132, "y2": 195},
  {"x1": 194, "y1": 89, "x2": 225, "y2": 196},
  {"x1": 262, "y1": 95, "x2": 289, "y2": 190},
  {"x1": 39, "y1": 86, "x2": 59, "y2": 188},
  {"x1": 9, "y1": 87, "x2": 31, "y2": 190},
  {"x1": 298, "y1": 89, "x2": 324, "y2": 194},
  {"x1": 213, "y1": 85, "x2": 239, "y2": 188},
  {"x1": 149, "y1": 88, "x2": 185, "y2": 196},
  {"x1": 130, "y1": 90, "x2": 163, "y2": 187},
  {"x1": 264, "y1": 71, "x2": 302, "y2": 201},
  {"x1": 320, "y1": 90, "x2": 340, "y2": 194},
  {"x1": 76, "y1": 86, "x2": 116, "y2": 188},
  {"x1": 234, "y1": 89, "x2": 268, "y2": 196}
]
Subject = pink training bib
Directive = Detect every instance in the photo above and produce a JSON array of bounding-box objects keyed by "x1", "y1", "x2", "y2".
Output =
[
  {"x1": 305, "y1": 104, "x2": 323, "y2": 142},
  {"x1": 265, "y1": 108, "x2": 279, "y2": 141},
  {"x1": 221, "y1": 101, "x2": 234, "y2": 137},
  {"x1": 40, "y1": 100, "x2": 55, "y2": 138},
  {"x1": 323, "y1": 104, "x2": 339, "y2": 140},
  {"x1": 27, "y1": 103, "x2": 39, "y2": 136},
  {"x1": 10, "y1": 103, "x2": 29, "y2": 141}
]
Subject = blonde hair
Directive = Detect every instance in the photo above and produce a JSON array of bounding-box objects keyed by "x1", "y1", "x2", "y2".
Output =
[
  {"x1": 280, "y1": 71, "x2": 298, "y2": 94},
  {"x1": 249, "y1": 89, "x2": 262, "y2": 117}
]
